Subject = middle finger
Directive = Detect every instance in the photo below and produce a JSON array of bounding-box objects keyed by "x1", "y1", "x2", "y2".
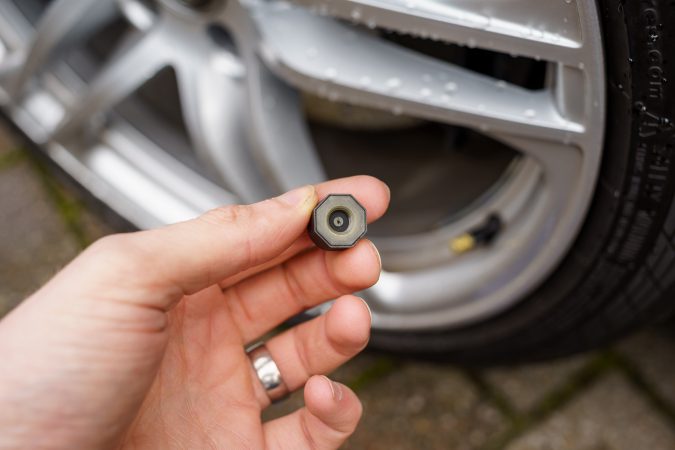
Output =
[{"x1": 225, "y1": 239, "x2": 381, "y2": 343}]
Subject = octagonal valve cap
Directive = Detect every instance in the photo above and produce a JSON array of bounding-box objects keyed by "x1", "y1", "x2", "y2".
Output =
[{"x1": 309, "y1": 194, "x2": 367, "y2": 250}]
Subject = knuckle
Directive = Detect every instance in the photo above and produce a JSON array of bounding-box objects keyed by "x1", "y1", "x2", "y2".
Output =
[
  {"x1": 300, "y1": 412, "x2": 320, "y2": 450},
  {"x1": 85, "y1": 233, "x2": 146, "y2": 271},
  {"x1": 88, "y1": 234, "x2": 130, "y2": 257},
  {"x1": 200, "y1": 204, "x2": 252, "y2": 226},
  {"x1": 199, "y1": 204, "x2": 267, "y2": 268}
]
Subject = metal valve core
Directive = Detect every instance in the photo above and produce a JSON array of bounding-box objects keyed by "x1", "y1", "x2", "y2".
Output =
[
  {"x1": 329, "y1": 209, "x2": 350, "y2": 232},
  {"x1": 309, "y1": 194, "x2": 367, "y2": 250}
]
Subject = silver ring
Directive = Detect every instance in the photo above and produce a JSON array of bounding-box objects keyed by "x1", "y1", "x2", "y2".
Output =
[{"x1": 247, "y1": 344, "x2": 289, "y2": 403}]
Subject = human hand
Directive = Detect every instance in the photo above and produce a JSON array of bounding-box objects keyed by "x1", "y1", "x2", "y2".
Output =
[{"x1": 0, "y1": 176, "x2": 390, "y2": 449}]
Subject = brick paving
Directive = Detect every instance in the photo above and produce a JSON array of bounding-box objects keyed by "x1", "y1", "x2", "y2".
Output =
[
  {"x1": 1, "y1": 121, "x2": 675, "y2": 449},
  {"x1": 506, "y1": 375, "x2": 675, "y2": 450},
  {"x1": 484, "y1": 355, "x2": 591, "y2": 414},
  {"x1": 0, "y1": 160, "x2": 80, "y2": 315}
]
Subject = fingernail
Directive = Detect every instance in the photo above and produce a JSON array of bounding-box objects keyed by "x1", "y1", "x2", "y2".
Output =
[
  {"x1": 383, "y1": 182, "x2": 391, "y2": 201},
  {"x1": 277, "y1": 185, "x2": 315, "y2": 207},
  {"x1": 359, "y1": 297, "x2": 373, "y2": 325},
  {"x1": 322, "y1": 376, "x2": 343, "y2": 402},
  {"x1": 368, "y1": 240, "x2": 382, "y2": 270}
]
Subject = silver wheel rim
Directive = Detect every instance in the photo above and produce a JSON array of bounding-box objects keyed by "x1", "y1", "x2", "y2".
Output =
[{"x1": 0, "y1": 0, "x2": 606, "y2": 331}]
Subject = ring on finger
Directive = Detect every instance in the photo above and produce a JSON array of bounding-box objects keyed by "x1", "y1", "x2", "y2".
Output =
[{"x1": 247, "y1": 343, "x2": 289, "y2": 403}]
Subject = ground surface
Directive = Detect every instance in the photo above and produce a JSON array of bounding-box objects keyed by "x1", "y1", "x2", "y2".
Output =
[{"x1": 1, "y1": 122, "x2": 674, "y2": 449}]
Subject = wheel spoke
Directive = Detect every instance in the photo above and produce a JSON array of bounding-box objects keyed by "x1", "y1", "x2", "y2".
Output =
[
  {"x1": 253, "y1": 6, "x2": 583, "y2": 144},
  {"x1": 54, "y1": 26, "x2": 171, "y2": 139},
  {"x1": 174, "y1": 40, "x2": 272, "y2": 202},
  {"x1": 497, "y1": 134, "x2": 584, "y2": 215},
  {"x1": 117, "y1": 0, "x2": 157, "y2": 31},
  {"x1": 551, "y1": 63, "x2": 594, "y2": 126},
  {"x1": 288, "y1": 0, "x2": 583, "y2": 64},
  {"x1": 219, "y1": 0, "x2": 326, "y2": 192},
  {"x1": 244, "y1": 55, "x2": 327, "y2": 192},
  {"x1": 4, "y1": 0, "x2": 119, "y2": 97}
]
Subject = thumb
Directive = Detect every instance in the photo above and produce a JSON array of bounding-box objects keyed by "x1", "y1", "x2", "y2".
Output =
[
  {"x1": 264, "y1": 375, "x2": 363, "y2": 450},
  {"x1": 65, "y1": 185, "x2": 318, "y2": 310}
]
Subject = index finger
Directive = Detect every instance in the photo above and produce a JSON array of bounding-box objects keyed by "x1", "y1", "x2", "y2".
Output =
[{"x1": 81, "y1": 176, "x2": 389, "y2": 311}]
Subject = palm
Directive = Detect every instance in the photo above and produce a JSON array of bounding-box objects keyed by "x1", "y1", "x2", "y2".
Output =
[{"x1": 124, "y1": 286, "x2": 266, "y2": 448}]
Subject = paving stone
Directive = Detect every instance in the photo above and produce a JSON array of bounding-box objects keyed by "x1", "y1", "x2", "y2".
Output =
[
  {"x1": 2, "y1": 119, "x2": 119, "y2": 243},
  {"x1": 52, "y1": 180, "x2": 122, "y2": 243},
  {"x1": 506, "y1": 374, "x2": 675, "y2": 450},
  {"x1": 31, "y1": 162, "x2": 121, "y2": 244},
  {"x1": 484, "y1": 354, "x2": 591, "y2": 413},
  {"x1": 343, "y1": 362, "x2": 505, "y2": 450},
  {"x1": 0, "y1": 161, "x2": 80, "y2": 316},
  {"x1": 618, "y1": 329, "x2": 675, "y2": 409},
  {"x1": 330, "y1": 352, "x2": 391, "y2": 386}
]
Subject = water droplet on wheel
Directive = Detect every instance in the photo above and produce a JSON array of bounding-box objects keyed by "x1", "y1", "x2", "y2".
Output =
[
  {"x1": 385, "y1": 77, "x2": 402, "y2": 91},
  {"x1": 444, "y1": 82, "x2": 458, "y2": 94},
  {"x1": 419, "y1": 88, "x2": 432, "y2": 98}
]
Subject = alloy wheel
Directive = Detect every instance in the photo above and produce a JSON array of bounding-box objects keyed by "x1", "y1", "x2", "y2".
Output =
[{"x1": 0, "y1": 0, "x2": 606, "y2": 330}]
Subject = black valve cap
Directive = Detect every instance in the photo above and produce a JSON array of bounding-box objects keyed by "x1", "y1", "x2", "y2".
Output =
[{"x1": 308, "y1": 194, "x2": 367, "y2": 251}]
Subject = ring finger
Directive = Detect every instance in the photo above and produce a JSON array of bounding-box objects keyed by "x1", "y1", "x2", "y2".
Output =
[{"x1": 250, "y1": 295, "x2": 371, "y2": 409}]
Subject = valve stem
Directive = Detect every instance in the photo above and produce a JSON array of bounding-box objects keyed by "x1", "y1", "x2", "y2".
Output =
[{"x1": 450, "y1": 214, "x2": 503, "y2": 254}]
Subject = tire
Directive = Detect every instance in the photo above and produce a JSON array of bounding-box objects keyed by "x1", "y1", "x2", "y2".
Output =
[{"x1": 371, "y1": 0, "x2": 675, "y2": 362}]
